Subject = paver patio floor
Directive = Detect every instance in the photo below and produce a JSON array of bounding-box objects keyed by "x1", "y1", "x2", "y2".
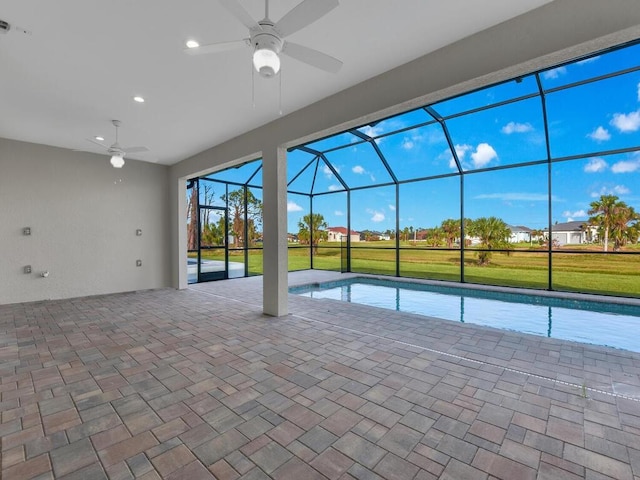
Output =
[{"x1": 2, "y1": 271, "x2": 640, "y2": 479}]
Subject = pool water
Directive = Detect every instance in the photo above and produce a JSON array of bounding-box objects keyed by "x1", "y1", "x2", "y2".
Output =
[{"x1": 290, "y1": 277, "x2": 640, "y2": 352}]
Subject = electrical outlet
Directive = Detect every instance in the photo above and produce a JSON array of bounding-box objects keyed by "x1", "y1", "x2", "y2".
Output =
[
  {"x1": 24, "y1": 265, "x2": 31, "y2": 274},
  {"x1": 136, "y1": 260, "x2": 142, "y2": 267},
  {"x1": 23, "y1": 227, "x2": 31, "y2": 235}
]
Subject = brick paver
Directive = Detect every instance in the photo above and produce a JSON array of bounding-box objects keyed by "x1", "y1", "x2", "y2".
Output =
[{"x1": 1, "y1": 270, "x2": 640, "y2": 479}]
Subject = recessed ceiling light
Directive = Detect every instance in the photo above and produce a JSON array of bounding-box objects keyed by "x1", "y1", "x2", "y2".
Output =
[
  {"x1": 133, "y1": 96, "x2": 145, "y2": 103},
  {"x1": 186, "y1": 40, "x2": 199, "y2": 49},
  {"x1": 95, "y1": 136, "x2": 105, "y2": 141}
]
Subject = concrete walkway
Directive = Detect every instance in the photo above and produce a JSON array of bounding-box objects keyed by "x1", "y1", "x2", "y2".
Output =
[{"x1": 1, "y1": 270, "x2": 640, "y2": 479}]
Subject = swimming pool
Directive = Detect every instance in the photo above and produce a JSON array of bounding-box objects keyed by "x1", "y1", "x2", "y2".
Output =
[{"x1": 290, "y1": 277, "x2": 640, "y2": 352}]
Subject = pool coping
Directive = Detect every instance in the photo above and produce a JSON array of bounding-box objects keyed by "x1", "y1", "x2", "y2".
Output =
[{"x1": 288, "y1": 271, "x2": 640, "y2": 307}]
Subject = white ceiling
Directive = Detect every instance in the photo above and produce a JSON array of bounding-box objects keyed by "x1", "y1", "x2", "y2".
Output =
[{"x1": 0, "y1": 0, "x2": 553, "y2": 166}]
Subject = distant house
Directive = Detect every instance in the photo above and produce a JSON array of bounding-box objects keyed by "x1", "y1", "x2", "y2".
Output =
[
  {"x1": 327, "y1": 227, "x2": 360, "y2": 242},
  {"x1": 544, "y1": 221, "x2": 596, "y2": 246},
  {"x1": 360, "y1": 230, "x2": 391, "y2": 241},
  {"x1": 287, "y1": 233, "x2": 298, "y2": 243},
  {"x1": 415, "y1": 229, "x2": 429, "y2": 241},
  {"x1": 506, "y1": 225, "x2": 532, "y2": 243}
]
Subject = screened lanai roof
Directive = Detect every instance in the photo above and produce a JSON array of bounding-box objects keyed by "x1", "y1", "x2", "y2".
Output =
[
  {"x1": 202, "y1": 40, "x2": 640, "y2": 194},
  {"x1": 291, "y1": 43, "x2": 640, "y2": 195},
  {"x1": 201, "y1": 159, "x2": 263, "y2": 187}
]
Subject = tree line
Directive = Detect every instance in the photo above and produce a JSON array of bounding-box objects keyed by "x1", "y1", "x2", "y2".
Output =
[
  {"x1": 187, "y1": 186, "x2": 263, "y2": 251},
  {"x1": 295, "y1": 194, "x2": 639, "y2": 264}
]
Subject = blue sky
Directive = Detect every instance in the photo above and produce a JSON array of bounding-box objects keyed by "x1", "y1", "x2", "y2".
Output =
[
  {"x1": 285, "y1": 43, "x2": 640, "y2": 232},
  {"x1": 203, "y1": 43, "x2": 640, "y2": 234}
]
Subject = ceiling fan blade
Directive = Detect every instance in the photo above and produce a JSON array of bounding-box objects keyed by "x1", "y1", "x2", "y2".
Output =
[
  {"x1": 282, "y1": 42, "x2": 343, "y2": 73},
  {"x1": 219, "y1": 0, "x2": 259, "y2": 30},
  {"x1": 185, "y1": 39, "x2": 247, "y2": 55},
  {"x1": 275, "y1": 0, "x2": 339, "y2": 37},
  {"x1": 86, "y1": 138, "x2": 108, "y2": 149},
  {"x1": 123, "y1": 146, "x2": 149, "y2": 154}
]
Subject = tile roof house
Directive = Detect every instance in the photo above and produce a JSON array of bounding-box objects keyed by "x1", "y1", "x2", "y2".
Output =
[{"x1": 327, "y1": 227, "x2": 360, "y2": 242}]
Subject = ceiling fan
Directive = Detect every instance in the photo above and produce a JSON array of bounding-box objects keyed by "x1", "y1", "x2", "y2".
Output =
[
  {"x1": 87, "y1": 120, "x2": 149, "y2": 168},
  {"x1": 186, "y1": 0, "x2": 343, "y2": 78}
]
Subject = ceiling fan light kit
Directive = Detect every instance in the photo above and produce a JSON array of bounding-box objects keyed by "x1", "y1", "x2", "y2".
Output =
[
  {"x1": 107, "y1": 120, "x2": 126, "y2": 168},
  {"x1": 186, "y1": 0, "x2": 342, "y2": 79},
  {"x1": 110, "y1": 153, "x2": 125, "y2": 168},
  {"x1": 253, "y1": 47, "x2": 280, "y2": 77},
  {"x1": 83, "y1": 119, "x2": 149, "y2": 168},
  {"x1": 250, "y1": 21, "x2": 283, "y2": 78}
]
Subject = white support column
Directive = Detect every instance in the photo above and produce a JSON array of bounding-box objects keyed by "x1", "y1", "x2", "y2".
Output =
[
  {"x1": 176, "y1": 178, "x2": 188, "y2": 289},
  {"x1": 262, "y1": 145, "x2": 288, "y2": 316}
]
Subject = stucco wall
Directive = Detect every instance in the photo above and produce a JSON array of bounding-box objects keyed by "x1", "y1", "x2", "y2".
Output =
[{"x1": 0, "y1": 138, "x2": 171, "y2": 304}]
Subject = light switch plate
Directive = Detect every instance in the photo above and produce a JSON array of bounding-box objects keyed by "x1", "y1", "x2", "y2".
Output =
[{"x1": 136, "y1": 260, "x2": 142, "y2": 267}]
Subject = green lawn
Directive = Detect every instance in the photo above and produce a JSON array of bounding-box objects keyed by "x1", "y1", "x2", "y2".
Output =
[{"x1": 189, "y1": 242, "x2": 640, "y2": 297}]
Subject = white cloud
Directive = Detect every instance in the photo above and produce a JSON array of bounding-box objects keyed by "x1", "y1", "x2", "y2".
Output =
[
  {"x1": 359, "y1": 125, "x2": 383, "y2": 138},
  {"x1": 334, "y1": 210, "x2": 344, "y2": 216},
  {"x1": 322, "y1": 164, "x2": 336, "y2": 178},
  {"x1": 474, "y1": 192, "x2": 548, "y2": 202},
  {"x1": 350, "y1": 164, "x2": 375, "y2": 181},
  {"x1": 471, "y1": 143, "x2": 498, "y2": 168},
  {"x1": 577, "y1": 56, "x2": 600, "y2": 65},
  {"x1": 542, "y1": 66, "x2": 567, "y2": 79},
  {"x1": 328, "y1": 184, "x2": 342, "y2": 191},
  {"x1": 587, "y1": 126, "x2": 611, "y2": 142},
  {"x1": 366, "y1": 208, "x2": 385, "y2": 222},
  {"x1": 584, "y1": 157, "x2": 608, "y2": 173},
  {"x1": 590, "y1": 185, "x2": 631, "y2": 197},
  {"x1": 371, "y1": 212, "x2": 385, "y2": 222},
  {"x1": 401, "y1": 138, "x2": 414, "y2": 150},
  {"x1": 611, "y1": 159, "x2": 640, "y2": 173},
  {"x1": 562, "y1": 209, "x2": 587, "y2": 221},
  {"x1": 400, "y1": 130, "x2": 435, "y2": 151},
  {"x1": 610, "y1": 110, "x2": 640, "y2": 132},
  {"x1": 501, "y1": 122, "x2": 533, "y2": 134},
  {"x1": 455, "y1": 144, "x2": 472, "y2": 159},
  {"x1": 388, "y1": 204, "x2": 396, "y2": 211},
  {"x1": 442, "y1": 143, "x2": 497, "y2": 169},
  {"x1": 444, "y1": 144, "x2": 472, "y2": 169},
  {"x1": 637, "y1": 81, "x2": 640, "y2": 101},
  {"x1": 287, "y1": 201, "x2": 303, "y2": 212}
]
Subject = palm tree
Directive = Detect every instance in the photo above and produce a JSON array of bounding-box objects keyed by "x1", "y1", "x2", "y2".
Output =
[
  {"x1": 467, "y1": 217, "x2": 512, "y2": 265},
  {"x1": 609, "y1": 204, "x2": 639, "y2": 251},
  {"x1": 401, "y1": 226, "x2": 410, "y2": 243},
  {"x1": 426, "y1": 227, "x2": 445, "y2": 247},
  {"x1": 579, "y1": 223, "x2": 592, "y2": 244},
  {"x1": 440, "y1": 219, "x2": 461, "y2": 248},
  {"x1": 298, "y1": 213, "x2": 328, "y2": 254},
  {"x1": 530, "y1": 228, "x2": 544, "y2": 246},
  {"x1": 588, "y1": 194, "x2": 619, "y2": 252}
]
